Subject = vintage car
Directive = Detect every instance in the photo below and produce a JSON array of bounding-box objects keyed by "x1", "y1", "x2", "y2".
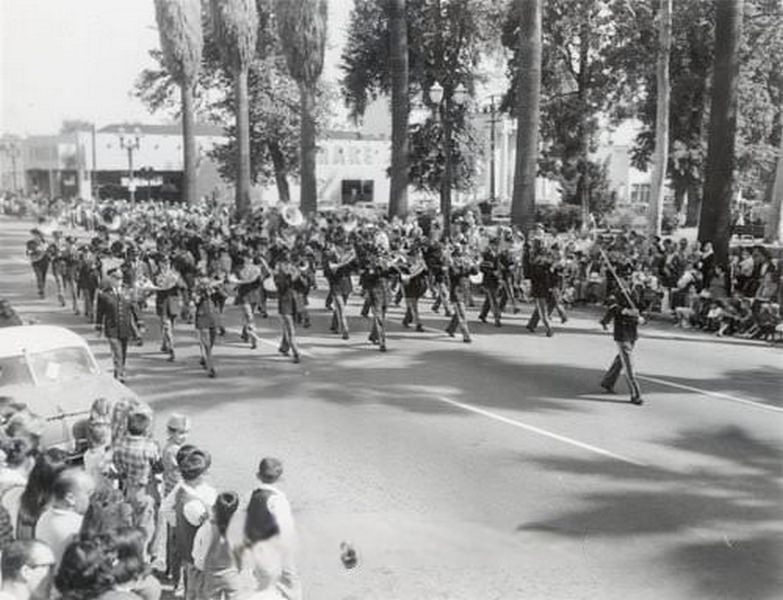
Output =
[{"x1": 0, "y1": 325, "x2": 139, "y2": 457}]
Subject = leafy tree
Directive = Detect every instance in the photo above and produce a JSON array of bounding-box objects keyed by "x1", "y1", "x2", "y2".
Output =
[
  {"x1": 699, "y1": 0, "x2": 744, "y2": 265},
  {"x1": 135, "y1": 4, "x2": 305, "y2": 205},
  {"x1": 503, "y1": 0, "x2": 623, "y2": 225},
  {"x1": 275, "y1": 0, "x2": 328, "y2": 215},
  {"x1": 153, "y1": 0, "x2": 203, "y2": 205},
  {"x1": 209, "y1": 0, "x2": 259, "y2": 215},
  {"x1": 647, "y1": 0, "x2": 672, "y2": 236},
  {"x1": 341, "y1": 0, "x2": 503, "y2": 226}
]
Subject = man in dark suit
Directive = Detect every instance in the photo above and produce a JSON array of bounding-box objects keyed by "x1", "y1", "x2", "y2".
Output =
[{"x1": 95, "y1": 268, "x2": 137, "y2": 382}]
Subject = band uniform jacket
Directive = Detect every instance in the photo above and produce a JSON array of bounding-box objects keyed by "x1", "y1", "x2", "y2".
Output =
[
  {"x1": 235, "y1": 264, "x2": 263, "y2": 306},
  {"x1": 274, "y1": 264, "x2": 301, "y2": 316},
  {"x1": 449, "y1": 262, "x2": 478, "y2": 303},
  {"x1": 96, "y1": 288, "x2": 138, "y2": 340},
  {"x1": 324, "y1": 250, "x2": 354, "y2": 298},
  {"x1": 600, "y1": 289, "x2": 643, "y2": 343},
  {"x1": 479, "y1": 249, "x2": 501, "y2": 289},
  {"x1": 529, "y1": 255, "x2": 553, "y2": 298}
]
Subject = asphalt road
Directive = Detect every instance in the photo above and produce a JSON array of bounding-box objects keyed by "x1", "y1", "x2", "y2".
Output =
[{"x1": 1, "y1": 216, "x2": 782, "y2": 600}]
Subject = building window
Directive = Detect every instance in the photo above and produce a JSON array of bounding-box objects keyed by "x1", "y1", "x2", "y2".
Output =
[
  {"x1": 341, "y1": 179, "x2": 374, "y2": 205},
  {"x1": 630, "y1": 183, "x2": 651, "y2": 205}
]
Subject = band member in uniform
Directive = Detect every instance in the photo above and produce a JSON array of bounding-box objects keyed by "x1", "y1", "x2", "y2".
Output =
[
  {"x1": 77, "y1": 244, "x2": 102, "y2": 320},
  {"x1": 193, "y1": 270, "x2": 219, "y2": 378},
  {"x1": 478, "y1": 237, "x2": 502, "y2": 327},
  {"x1": 26, "y1": 228, "x2": 49, "y2": 298},
  {"x1": 59, "y1": 235, "x2": 81, "y2": 315},
  {"x1": 152, "y1": 253, "x2": 183, "y2": 361},
  {"x1": 49, "y1": 230, "x2": 68, "y2": 307},
  {"x1": 95, "y1": 267, "x2": 138, "y2": 382},
  {"x1": 324, "y1": 239, "x2": 354, "y2": 340},
  {"x1": 525, "y1": 239, "x2": 554, "y2": 336},
  {"x1": 425, "y1": 235, "x2": 451, "y2": 317},
  {"x1": 273, "y1": 248, "x2": 302, "y2": 363},
  {"x1": 445, "y1": 244, "x2": 476, "y2": 343},
  {"x1": 497, "y1": 232, "x2": 520, "y2": 315},
  {"x1": 400, "y1": 245, "x2": 428, "y2": 332},
  {"x1": 233, "y1": 254, "x2": 263, "y2": 349},
  {"x1": 599, "y1": 267, "x2": 644, "y2": 405},
  {"x1": 361, "y1": 244, "x2": 392, "y2": 352}
]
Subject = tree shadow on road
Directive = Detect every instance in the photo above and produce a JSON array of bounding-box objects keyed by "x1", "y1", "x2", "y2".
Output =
[{"x1": 516, "y1": 425, "x2": 783, "y2": 599}]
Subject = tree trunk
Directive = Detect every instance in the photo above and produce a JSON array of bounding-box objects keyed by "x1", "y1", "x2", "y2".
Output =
[
  {"x1": 647, "y1": 0, "x2": 672, "y2": 237},
  {"x1": 441, "y1": 107, "x2": 453, "y2": 236},
  {"x1": 510, "y1": 0, "x2": 542, "y2": 235},
  {"x1": 685, "y1": 180, "x2": 701, "y2": 226},
  {"x1": 268, "y1": 140, "x2": 291, "y2": 204},
  {"x1": 699, "y1": 0, "x2": 743, "y2": 265},
  {"x1": 577, "y1": 9, "x2": 590, "y2": 232},
  {"x1": 389, "y1": 0, "x2": 409, "y2": 219},
  {"x1": 235, "y1": 68, "x2": 252, "y2": 215},
  {"x1": 300, "y1": 82, "x2": 318, "y2": 216},
  {"x1": 181, "y1": 82, "x2": 198, "y2": 206},
  {"x1": 764, "y1": 132, "x2": 783, "y2": 243}
]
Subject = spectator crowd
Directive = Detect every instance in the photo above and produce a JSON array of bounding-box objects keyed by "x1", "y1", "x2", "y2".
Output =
[{"x1": 0, "y1": 395, "x2": 300, "y2": 600}]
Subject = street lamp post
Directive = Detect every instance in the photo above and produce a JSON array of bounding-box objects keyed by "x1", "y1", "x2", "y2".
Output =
[
  {"x1": 118, "y1": 126, "x2": 142, "y2": 205},
  {"x1": 483, "y1": 95, "x2": 500, "y2": 205},
  {"x1": 138, "y1": 166, "x2": 155, "y2": 203},
  {"x1": 0, "y1": 141, "x2": 21, "y2": 193},
  {"x1": 429, "y1": 81, "x2": 467, "y2": 238}
]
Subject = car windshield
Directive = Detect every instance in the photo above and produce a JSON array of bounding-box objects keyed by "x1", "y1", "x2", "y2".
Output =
[
  {"x1": 0, "y1": 356, "x2": 35, "y2": 387},
  {"x1": 26, "y1": 346, "x2": 98, "y2": 383}
]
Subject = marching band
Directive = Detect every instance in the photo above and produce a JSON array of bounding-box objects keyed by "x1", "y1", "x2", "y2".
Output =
[{"x1": 24, "y1": 201, "x2": 586, "y2": 382}]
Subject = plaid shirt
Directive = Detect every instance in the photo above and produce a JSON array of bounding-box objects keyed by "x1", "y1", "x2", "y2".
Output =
[{"x1": 113, "y1": 434, "x2": 161, "y2": 487}]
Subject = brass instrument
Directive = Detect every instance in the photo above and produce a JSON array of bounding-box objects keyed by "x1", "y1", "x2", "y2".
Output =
[{"x1": 281, "y1": 205, "x2": 305, "y2": 228}]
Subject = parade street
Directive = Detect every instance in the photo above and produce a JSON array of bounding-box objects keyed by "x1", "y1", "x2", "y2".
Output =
[{"x1": 2, "y1": 216, "x2": 782, "y2": 600}]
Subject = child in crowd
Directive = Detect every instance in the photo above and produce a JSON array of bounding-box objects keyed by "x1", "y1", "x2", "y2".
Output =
[
  {"x1": 249, "y1": 457, "x2": 301, "y2": 600},
  {"x1": 192, "y1": 490, "x2": 242, "y2": 600},
  {"x1": 161, "y1": 446, "x2": 216, "y2": 600},
  {"x1": 151, "y1": 413, "x2": 191, "y2": 578},
  {"x1": 82, "y1": 420, "x2": 115, "y2": 490},
  {"x1": 113, "y1": 408, "x2": 162, "y2": 555}
]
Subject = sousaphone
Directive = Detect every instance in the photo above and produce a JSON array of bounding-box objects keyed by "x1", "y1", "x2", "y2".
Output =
[{"x1": 281, "y1": 205, "x2": 305, "y2": 228}]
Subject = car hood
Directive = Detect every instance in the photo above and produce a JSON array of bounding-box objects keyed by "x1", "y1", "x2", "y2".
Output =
[{"x1": 2, "y1": 374, "x2": 138, "y2": 418}]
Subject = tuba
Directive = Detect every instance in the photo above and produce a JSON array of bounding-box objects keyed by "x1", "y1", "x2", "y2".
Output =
[{"x1": 281, "y1": 205, "x2": 305, "y2": 228}]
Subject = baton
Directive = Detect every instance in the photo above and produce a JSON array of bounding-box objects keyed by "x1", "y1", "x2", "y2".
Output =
[{"x1": 597, "y1": 246, "x2": 638, "y2": 312}]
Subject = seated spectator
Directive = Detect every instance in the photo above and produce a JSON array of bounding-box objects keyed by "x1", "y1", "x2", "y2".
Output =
[
  {"x1": 0, "y1": 539, "x2": 56, "y2": 600},
  {"x1": 35, "y1": 468, "x2": 95, "y2": 569}
]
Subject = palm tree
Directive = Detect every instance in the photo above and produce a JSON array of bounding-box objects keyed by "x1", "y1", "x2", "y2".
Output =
[
  {"x1": 510, "y1": 0, "x2": 542, "y2": 234},
  {"x1": 275, "y1": 0, "x2": 327, "y2": 216},
  {"x1": 153, "y1": 0, "x2": 203, "y2": 205},
  {"x1": 209, "y1": 0, "x2": 258, "y2": 215},
  {"x1": 389, "y1": 0, "x2": 409, "y2": 219}
]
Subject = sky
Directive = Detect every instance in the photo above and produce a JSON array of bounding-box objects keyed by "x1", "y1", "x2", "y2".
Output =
[{"x1": 0, "y1": 0, "x2": 352, "y2": 136}]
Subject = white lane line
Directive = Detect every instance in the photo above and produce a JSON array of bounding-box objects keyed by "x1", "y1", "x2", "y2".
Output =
[
  {"x1": 637, "y1": 375, "x2": 783, "y2": 414},
  {"x1": 223, "y1": 327, "x2": 317, "y2": 358},
  {"x1": 428, "y1": 394, "x2": 647, "y2": 467}
]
